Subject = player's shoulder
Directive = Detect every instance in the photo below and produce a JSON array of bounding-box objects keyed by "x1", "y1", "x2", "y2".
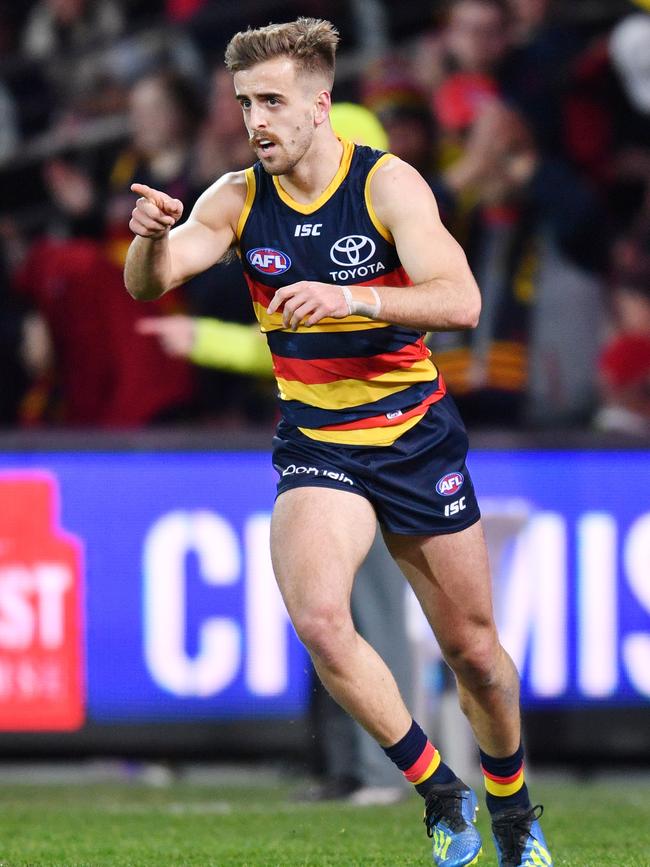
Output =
[
  {"x1": 202, "y1": 169, "x2": 249, "y2": 202},
  {"x1": 191, "y1": 169, "x2": 249, "y2": 225},
  {"x1": 369, "y1": 156, "x2": 436, "y2": 217},
  {"x1": 370, "y1": 155, "x2": 428, "y2": 190}
]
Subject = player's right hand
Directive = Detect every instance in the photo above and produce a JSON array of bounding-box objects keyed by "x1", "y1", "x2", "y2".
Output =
[{"x1": 129, "y1": 183, "x2": 184, "y2": 239}]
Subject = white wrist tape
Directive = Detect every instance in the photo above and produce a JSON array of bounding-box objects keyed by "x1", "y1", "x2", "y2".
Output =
[{"x1": 341, "y1": 285, "x2": 382, "y2": 319}]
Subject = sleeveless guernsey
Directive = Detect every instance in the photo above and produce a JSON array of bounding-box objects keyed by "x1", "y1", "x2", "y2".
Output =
[{"x1": 237, "y1": 139, "x2": 446, "y2": 446}]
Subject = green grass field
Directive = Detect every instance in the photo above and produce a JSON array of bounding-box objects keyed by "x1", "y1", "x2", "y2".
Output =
[{"x1": 0, "y1": 774, "x2": 647, "y2": 866}]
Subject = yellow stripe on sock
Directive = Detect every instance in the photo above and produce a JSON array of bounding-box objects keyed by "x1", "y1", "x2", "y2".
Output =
[
  {"x1": 412, "y1": 749, "x2": 441, "y2": 785},
  {"x1": 484, "y1": 771, "x2": 525, "y2": 797}
]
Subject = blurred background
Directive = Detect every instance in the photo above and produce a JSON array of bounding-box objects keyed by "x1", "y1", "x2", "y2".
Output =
[{"x1": 0, "y1": 0, "x2": 649, "y2": 801}]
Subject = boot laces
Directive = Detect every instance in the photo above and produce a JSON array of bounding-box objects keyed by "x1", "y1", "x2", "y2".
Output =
[
  {"x1": 492, "y1": 804, "x2": 544, "y2": 862},
  {"x1": 424, "y1": 789, "x2": 467, "y2": 838}
]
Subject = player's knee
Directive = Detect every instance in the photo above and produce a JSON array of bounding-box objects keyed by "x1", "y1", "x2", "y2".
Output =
[
  {"x1": 443, "y1": 630, "x2": 501, "y2": 688},
  {"x1": 292, "y1": 605, "x2": 354, "y2": 665}
]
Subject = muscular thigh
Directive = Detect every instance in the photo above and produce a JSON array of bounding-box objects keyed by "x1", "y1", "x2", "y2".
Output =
[
  {"x1": 383, "y1": 520, "x2": 496, "y2": 656},
  {"x1": 271, "y1": 486, "x2": 377, "y2": 619}
]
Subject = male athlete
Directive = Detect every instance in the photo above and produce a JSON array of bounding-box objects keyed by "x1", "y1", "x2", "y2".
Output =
[{"x1": 124, "y1": 18, "x2": 553, "y2": 867}]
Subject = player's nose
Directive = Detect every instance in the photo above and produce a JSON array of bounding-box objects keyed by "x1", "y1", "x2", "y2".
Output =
[{"x1": 249, "y1": 104, "x2": 267, "y2": 129}]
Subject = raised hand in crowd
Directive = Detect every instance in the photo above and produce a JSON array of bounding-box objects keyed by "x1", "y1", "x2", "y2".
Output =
[
  {"x1": 136, "y1": 315, "x2": 196, "y2": 357},
  {"x1": 444, "y1": 100, "x2": 538, "y2": 202}
]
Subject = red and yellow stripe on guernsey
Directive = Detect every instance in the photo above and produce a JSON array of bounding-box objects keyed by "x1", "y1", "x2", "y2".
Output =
[
  {"x1": 482, "y1": 763, "x2": 525, "y2": 797},
  {"x1": 245, "y1": 264, "x2": 414, "y2": 333},
  {"x1": 403, "y1": 742, "x2": 442, "y2": 785},
  {"x1": 243, "y1": 265, "x2": 446, "y2": 445},
  {"x1": 276, "y1": 356, "x2": 436, "y2": 409},
  {"x1": 303, "y1": 386, "x2": 445, "y2": 445}
]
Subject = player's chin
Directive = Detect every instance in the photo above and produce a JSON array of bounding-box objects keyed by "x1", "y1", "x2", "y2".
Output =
[
  {"x1": 260, "y1": 153, "x2": 294, "y2": 176},
  {"x1": 263, "y1": 161, "x2": 288, "y2": 176}
]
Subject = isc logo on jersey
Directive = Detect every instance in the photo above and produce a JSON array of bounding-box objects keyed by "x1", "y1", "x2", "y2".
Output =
[
  {"x1": 436, "y1": 472, "x2": 464, "y2": 496},
  {"x1": 247, "y1": 247, "x2": 292, "y2": 275}
]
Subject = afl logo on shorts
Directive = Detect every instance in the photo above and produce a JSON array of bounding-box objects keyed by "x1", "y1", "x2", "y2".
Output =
[
  {"x1": 247, "y1": 247, "x2": 292, "y2": 275},
  {"x1": 436, "y1": 472, "x2": 464, "y2": 496}
]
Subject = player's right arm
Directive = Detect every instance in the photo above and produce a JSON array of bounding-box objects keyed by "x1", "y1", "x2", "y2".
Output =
[{"x1": 124, "y1": 172, "x2": 247, "y2": 301}]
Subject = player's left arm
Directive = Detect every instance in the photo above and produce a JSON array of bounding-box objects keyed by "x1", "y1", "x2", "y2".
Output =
[
  {"x1": 267, "y1": 158, "x2": 481, "y2": 331},
  {"x1": 368, "y1": 157, "x2": 481, "y2": 331}
]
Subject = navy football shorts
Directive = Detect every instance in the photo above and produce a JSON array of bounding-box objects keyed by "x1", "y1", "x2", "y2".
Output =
[{"x1": 272, "y1": 393, "x2": 481, "y2": 536}]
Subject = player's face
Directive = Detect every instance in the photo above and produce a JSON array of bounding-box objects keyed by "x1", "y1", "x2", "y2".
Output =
[{"x1": 234, "y1": 57, "x2": 319, "y2": 175}]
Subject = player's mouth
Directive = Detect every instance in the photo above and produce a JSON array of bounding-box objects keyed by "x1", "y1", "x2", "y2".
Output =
[{"x1": 252, "y1": 137, "x2": 278, "y2": 156}]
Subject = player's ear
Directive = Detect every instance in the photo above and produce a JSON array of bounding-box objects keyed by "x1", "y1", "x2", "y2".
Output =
[{"x1": 313, "y1": 89, "x2": 332, "y2": 126}]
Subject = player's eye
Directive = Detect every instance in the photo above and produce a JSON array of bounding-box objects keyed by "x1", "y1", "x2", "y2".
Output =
[
  {"x1": 267, "y1": 97, "x2": 279, "y2": 106},
  {"x1": 240, "y1": 99, "x2": 251, "y2": 110}
]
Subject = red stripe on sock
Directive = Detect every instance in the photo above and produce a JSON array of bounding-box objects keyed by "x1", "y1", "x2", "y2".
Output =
[
  {"x1": 481, "y1": 763, "x2": 524, "y2": 784},
  {"x1": 403, "y1": 742, "x2": 437, "y2": 783}
]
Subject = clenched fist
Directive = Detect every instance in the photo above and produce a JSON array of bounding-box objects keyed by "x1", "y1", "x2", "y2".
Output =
[{"x1": 129, "y1": 183, "x2": 184, "y2": 239}]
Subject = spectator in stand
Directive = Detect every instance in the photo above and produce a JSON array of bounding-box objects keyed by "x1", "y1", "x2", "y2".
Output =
[
  {"x1": 427, "y1": 98, "x2": 606, "y2": 427},
  {"x1": 14, "y1": 233, "x2": 195, "y2": 427},
  {"x1": 361, "y1": 60, "x2": 441, "y2": 191},
  {"x1": 103, "y1": 68, "x2": 204, "y2": 267},
  {"x1": 594, "y1": 229, "x2": 650, "y2": 437},
  {"x1": 501, "y1": 0, "x2": 585, "y2": 158},
  {"x1": 531, "y1": 4, "x2": 650, "y2": 225},
  {"x1": 410, "y1": 0, "x2": 512, "y2": 95},
  {"x1": 192, "y1": 66, "x2": 254, "y2": 187},
  {"x1": 410, "y1": 0, "x2": 597, "y2": 175},
  {"x1": 10, "y1": 68, "x2": 206, "y2": 427},
  {"x1": 21, "y1": 0, "x2": 124, "y2": 64},
  {"x1": 410, "y1": 0, "x2": 514, "y2": 223},
  {"x1": 364, "y1": 26, "x2": 607, "y2": 429},
  {"x1": 20, "y1": 0, "x2": 126, "y2": 127}
]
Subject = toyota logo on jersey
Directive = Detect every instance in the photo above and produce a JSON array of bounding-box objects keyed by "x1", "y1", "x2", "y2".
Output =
[
  {"x1": 247, "y1": 247, "x2": 292, "y2": 275},
  {"x1": 330, "y1": 235, "x2": 376, "y2": 267}
]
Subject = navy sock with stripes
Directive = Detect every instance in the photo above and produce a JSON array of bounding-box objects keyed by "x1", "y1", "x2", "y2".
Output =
[
  {"x1": 383, "y1": 719, "x2": 456, "y2": 797},
  {"x1": 480, "y1": 744, "x2": 531, "y2": 815}
]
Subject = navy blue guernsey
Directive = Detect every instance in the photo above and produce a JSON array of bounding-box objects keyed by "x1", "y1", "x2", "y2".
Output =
[{"x1": 236, "y1": 138, "x2": 445, "y2": 446}]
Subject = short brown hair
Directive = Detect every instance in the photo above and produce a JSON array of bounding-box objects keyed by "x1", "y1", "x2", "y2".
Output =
[{"x1": 224, "y1": 18, "x2": 339, "y2": 87}]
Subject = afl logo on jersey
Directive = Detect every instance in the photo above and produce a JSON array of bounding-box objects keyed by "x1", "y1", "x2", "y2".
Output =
[
  {"x1": 330, "y1": 235, "x2": 376, "y2": 267},
  {"x1": 247, "y1": 247, "x2": 292, "y2": 275},
  {"x1": 436, "y1": 472, "x2": 464, "y2": 496}
]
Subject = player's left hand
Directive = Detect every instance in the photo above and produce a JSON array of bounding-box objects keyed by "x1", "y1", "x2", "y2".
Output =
[{"x1": 267, "y1": 281, "x2": 349, "y2": 330}]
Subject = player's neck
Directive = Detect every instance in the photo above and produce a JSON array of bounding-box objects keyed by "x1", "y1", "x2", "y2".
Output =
[{"x1": 277, "y1": 131, "x2": 344, "y2": 204}]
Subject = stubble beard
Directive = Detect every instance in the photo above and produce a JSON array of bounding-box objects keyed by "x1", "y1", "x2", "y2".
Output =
[{"x1": 250, "y1": 125, "x2": 313, "y2": 177}]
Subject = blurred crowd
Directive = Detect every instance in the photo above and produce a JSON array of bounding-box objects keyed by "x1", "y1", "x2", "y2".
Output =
[{"x1": 0, "y1": 0, "x2": 649, "y2": 435}]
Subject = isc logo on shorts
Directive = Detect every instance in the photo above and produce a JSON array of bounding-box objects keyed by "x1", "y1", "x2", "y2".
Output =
[
  {"x1": 247, "y1": 247, "x2": 292, "y2": 275},
  {"x1": 436, "y1": 472, "x2": 464, "y2": 496}
]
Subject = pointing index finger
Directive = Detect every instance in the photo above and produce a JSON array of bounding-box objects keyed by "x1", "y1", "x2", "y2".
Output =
[
  {"x1": 130, "y1": 183, "x2": 183, "y2": 218},
  {"x1": 131, "y1": 182, "x2": 158, "y2": 201}
]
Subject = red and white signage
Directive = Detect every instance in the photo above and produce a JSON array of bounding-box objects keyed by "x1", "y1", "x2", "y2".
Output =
[{"x1": 0, "y1": 474, "x2": 85, "y2": 730}]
